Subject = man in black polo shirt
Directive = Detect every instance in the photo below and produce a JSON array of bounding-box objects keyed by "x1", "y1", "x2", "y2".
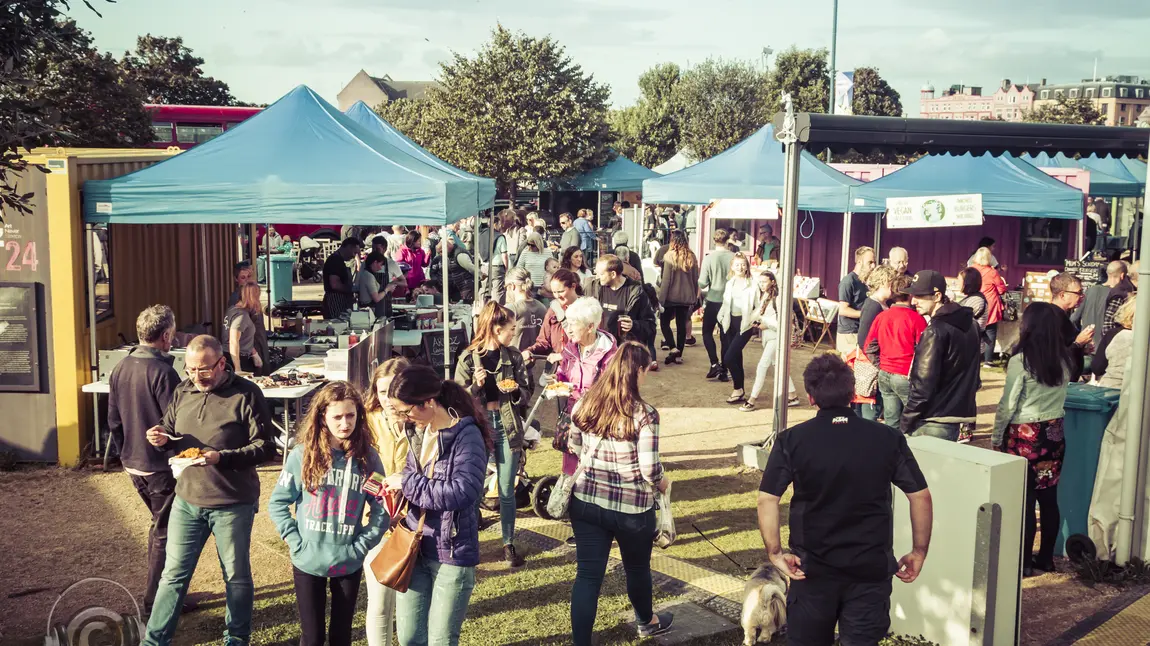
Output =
[
  {"x1": 758, "y1": 354, "x2": 933, "y2": 645},
  {"x1": 321, "y1": 237, "x2": 362, "y2": 319}
]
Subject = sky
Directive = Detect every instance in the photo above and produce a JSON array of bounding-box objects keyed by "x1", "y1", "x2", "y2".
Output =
[{"x1": 69, "y1": 0, "x2": 1150, "y2": 117}]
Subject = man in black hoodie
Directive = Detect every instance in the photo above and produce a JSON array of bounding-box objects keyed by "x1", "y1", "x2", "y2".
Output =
[
  {"x1": 108, "y1": 305, "x2": 188, "y2": 615},
  {"x1": 587, "y1": 254, "x2": 657, "y2": 363},
  {"x1": 142, "y1": 335, "x2": 273, "y2": 645},
  {"x1": 901, "y1": 271, "x2": 981, "y2": 440}
]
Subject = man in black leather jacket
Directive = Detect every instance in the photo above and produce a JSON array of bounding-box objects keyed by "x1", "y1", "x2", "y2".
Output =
[{"x1": 900, "y1": 271, "x2": 981, "y2": 440}]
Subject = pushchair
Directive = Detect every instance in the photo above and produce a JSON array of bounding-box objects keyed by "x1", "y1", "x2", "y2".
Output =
[{"x1": 480, "y1": 358, "x2": 562, "y2": 519}]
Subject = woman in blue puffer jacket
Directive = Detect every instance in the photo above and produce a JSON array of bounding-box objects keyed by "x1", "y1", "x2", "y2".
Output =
[{"x1": 381, "y1": 364, "x2": 492, "y2": 646}]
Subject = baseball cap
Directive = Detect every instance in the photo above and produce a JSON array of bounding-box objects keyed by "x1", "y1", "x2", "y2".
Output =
[{"x1": 904, "y1": 270, "x2": 947, "y2": 297}]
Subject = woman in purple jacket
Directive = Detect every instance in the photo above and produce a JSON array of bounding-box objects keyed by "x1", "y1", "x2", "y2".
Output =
[{"x1": 382, "y1": 365, "x2": 492, "y2": 646}]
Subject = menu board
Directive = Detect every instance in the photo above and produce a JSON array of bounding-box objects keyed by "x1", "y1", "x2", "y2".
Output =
[
  {"x1": 422, "y1": 325, "x2": 470, "y2": 373},
  {"x1": 0, "y1": 283, "x2": 41, "y2": 392},
  {"x1": 1064, "y1": 259, "x2": 1108, "y2": 285},
  {"x1": 598, "y1": 191, "x2": 616, "y2": 226}
]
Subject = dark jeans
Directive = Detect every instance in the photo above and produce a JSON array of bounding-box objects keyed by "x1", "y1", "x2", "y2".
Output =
[
  {"x1": 722, "y1": 321, "x2": 756, "y2": 391},
  {"x1": 787, "y1": 576, "x2": 892, "y2": 646},
  {"x1": 701, "y1": 301, "x2": 728, "y2": 367},
  {"x1": 877, "y1": 371, "x2": 910, "y2": 431},
  {"x1": 983, "y1": 322, "x2": 999, "y2": 363},
  {"x1": 1025, "y1": 471, "x2": 1060, "y2": 568},
  {"x1": 569, "y1": 497, "x2": 657, "y2": 646},
  {"x1": 130, "y1": 471, "x2": 177, "y2": 611},
  {"x1": 660, "y1": 304, "x2": 691, "y2": 353},
  {"x1": 293, "y1": 566, "x2": 363, "y2": 646}
]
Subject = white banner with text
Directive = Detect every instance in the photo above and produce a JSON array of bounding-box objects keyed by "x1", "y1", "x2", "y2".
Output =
[{"x1": 885, "y1": 194, "x2": 983, "y2": 229}]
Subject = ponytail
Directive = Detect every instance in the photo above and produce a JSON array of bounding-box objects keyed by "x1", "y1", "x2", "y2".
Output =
[{"x1": 388, "y1": 364, "x2": 494, "y2": 452}]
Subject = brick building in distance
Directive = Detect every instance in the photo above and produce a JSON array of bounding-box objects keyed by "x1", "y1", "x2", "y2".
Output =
[
  {"x1": 919, "y1": 79, "x2": 1036, "y2": 121},
  {"x1": 337, "y1": 70, "x2": 436, "y2": 111}
]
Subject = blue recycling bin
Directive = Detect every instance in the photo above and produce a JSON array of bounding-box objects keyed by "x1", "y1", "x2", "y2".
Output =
[
  {"x1": 268, "y1": 254, "x2": 295, "y2": 305},
  {"x1": 1056, "y1": 383, "x2": 1122, "y2": 557}
]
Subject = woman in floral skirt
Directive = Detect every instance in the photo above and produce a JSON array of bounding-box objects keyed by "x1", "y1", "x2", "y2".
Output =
[{"x1": 992, "y1": 302, "x2": 1072, "y2": 576}]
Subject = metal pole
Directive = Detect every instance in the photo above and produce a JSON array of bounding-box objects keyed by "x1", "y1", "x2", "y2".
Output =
[
  {"x1": 1077, "y1": 218, "x2": 1085, "y2": 259},
  {"x1": 442, "y1": 231, "x2": 451, "y2": 379},
  {"x1": 874, "y1": 213, "x2": 882, "y2": 252},
  {"x1": 840, "y1": 211, "x2": 853, "y2": 278},
  {"x1": 1114, "y1": 132, "x2": 1150, "y2": 566},
  {"x1": 473, "y1": 213, "x2": 481, "y2": 303},
  {"x1": 85, "y1": 223, "x2": 101, "y2": 457},
  {"x1": 825, "y1": 0, "x2": 839, "y2": 164},
  {"x1": 771, "y1": 139, "x2": 803, "y2": 436},
  {"x1": 264, "y1": 223, "x2": 271, "y2": 325},
  {"x1": 198, "y1": 224, "x2": 211, "y2": 325}
]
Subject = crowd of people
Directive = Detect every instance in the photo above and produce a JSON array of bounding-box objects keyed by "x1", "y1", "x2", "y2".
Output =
[{"x1": 103, "y1": 202, "x2": 1145, "y2": 644}]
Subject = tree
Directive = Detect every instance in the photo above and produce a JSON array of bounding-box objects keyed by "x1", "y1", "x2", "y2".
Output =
[
  {"x1": 674, "y1": 58, "x2": 772, "y2": 160},
  {"x1": 1024, "y1": 95, "x2": 1104, "y2": 125},
  {"x1": 610, "y1": 63, "x2": 681, "y2": 168},
  {"x1": 768, "y1": 47, "x2": 830, "y2": 114},
  {"x1": 851, "y1": 67, "x2": 902, "y2": 117},
  {"x1": 1, "y1": 0, "x2": 110, "y2": 222},
  {"x1": 396, "y1": 26, "x2": 613, "y2": 196},
  {"x1": 376, "y1": 97, "x2": 433, "y2": 144},
  {"x1": 9, "y1": 21, "x2": 152, "y2": 147},
  {"x1": 121, "y1": 35, "x2": 235, "y2": 106}
]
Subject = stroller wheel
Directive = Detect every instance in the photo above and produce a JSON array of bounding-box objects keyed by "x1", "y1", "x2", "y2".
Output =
[
  {"x1": 480, "y1": 496, "x2": 500, "y2": 512},
  {"x1": 1065, "y1": 534, "x2": 1096, "y2": 563},
  {"x1": 532, "y1": 475, "x2": 560, "y2": 520}
]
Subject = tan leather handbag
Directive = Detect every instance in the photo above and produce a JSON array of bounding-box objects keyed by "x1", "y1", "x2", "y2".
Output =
[{"x1": 369, "y1": 500, "x2": 426, "y2": 593}]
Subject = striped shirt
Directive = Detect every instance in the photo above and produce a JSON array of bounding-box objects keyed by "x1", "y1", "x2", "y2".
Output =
[{"x1": 569, "y1": 402, "x2": 664, "y2": 514}]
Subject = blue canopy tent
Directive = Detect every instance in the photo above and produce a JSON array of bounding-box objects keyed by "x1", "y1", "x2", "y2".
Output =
[
  {"x1": 1025, "y1": 152, "x2": 1144, "y2": 197},
  {"x1": 544, "y1": 153, "x2": 661, "y2": 192},
  {"x1": 641, "y1": 124, "x2": 871, "y2": 212},
  {"x1": 83, "y1": 85, "x2": 482, "y2": 226},
  {"x1": 1119, "y1": 156, "x2": 1148, "y2": 183},
  {"x1": 344, "y1": 100, "x2": 496, "y2": 210},
  {"x1": 852, "y1": 153, "x2": 1085, "y2": 219}
]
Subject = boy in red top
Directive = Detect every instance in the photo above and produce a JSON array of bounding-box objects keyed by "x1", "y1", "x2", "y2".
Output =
[{"x1": 862, "y1": 273, "x2": 927, "y2": 431}]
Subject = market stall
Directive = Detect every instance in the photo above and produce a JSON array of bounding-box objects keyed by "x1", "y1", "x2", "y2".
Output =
[{"x1": 80, "y1": 85, "x2": 493, "y2": 456}]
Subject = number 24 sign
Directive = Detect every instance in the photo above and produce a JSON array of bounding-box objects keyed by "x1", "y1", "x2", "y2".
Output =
[{"x1": 3, "y1": 241, "x2": 39, "y2": 273}]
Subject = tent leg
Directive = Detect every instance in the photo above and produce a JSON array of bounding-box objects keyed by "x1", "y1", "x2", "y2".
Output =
[
  {"x1": 1077, "y1": 218, "x2": 1085, "y2": 260},
  {"x1": 772, "y1": 140, "x2": 804, "y2": 437},
  {"x1": 264, "y1": 223, "x2": 272, "y2": 329},
  {"x1": 199, "y1": 224, "x2": 210, "y2": 325},
  {"x1": 873, "y1": 213, "x2": 882, "y2": 253},
  {"x1": 840, "y1": 211, "x2": 853, "y2": 278},
  {"x1": 443, "y1": 233, "x2": 451, "y2": 379},
  {"x1": 473, "y1": 213, "x2": 481, "y2": 304},
  {"x1": 86, "y1": 223, "x2": 101, "y2": 458}
]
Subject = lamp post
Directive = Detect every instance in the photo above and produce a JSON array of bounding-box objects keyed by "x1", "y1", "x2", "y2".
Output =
[{"x1": 828, "y1": 0, "x2": 839, "y2": 116}]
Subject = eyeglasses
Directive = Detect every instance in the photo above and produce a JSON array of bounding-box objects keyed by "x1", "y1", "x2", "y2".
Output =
[
  {"x1": 392, "y1": 403, "x2": 419, "y2": 419},
  {"x1": 1064, "y1": 290, "x2": 1085, "y2": 298},
  {"x1": 184, "y1": 357, "x2": 222, "y2": 378}
]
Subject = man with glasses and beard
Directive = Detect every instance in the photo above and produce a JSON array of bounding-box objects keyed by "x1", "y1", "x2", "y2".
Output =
[{"x1": 141, "y1": 335, "x2": 273, "y2": 646}]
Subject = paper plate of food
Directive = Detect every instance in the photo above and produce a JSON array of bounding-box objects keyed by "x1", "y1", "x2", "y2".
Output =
[
  {"x1": 169, "y1": 447, "x2": 207, "y2": 478},
  {"x1": 496, "y1": 378, "x2": 519, "y2": 393},
  {"x1": 543, "y1": 381, "x2": 574, "y2": 398}
]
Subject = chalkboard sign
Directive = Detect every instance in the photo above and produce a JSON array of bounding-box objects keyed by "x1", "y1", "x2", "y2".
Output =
[
  {"x1": 421, "y1": 325, "x2": 470, "y2": 373},
  {"x1": 1064, "y1": 259, "x2": 1108, "y2": 285},
  {"x1": 598, "y1": 191, "x2": 616, "y2": 227},
  {"x1": 0, "y1": 283, "x2": 42, "y2": 392}
]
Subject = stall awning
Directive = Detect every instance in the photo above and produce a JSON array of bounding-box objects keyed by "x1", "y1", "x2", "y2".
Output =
[
  {"x1": 652, "y1": 151, "x2": 696, "y2": 175},
  {"x1": 641, "y1": 124, "x2": 874, "y2": 212},
  {"x1": 1025, "y1": 152, "x2": 1145, "y2": 197},
  {"x1": 344, "y1": 101, "x2": 496, "y2": 210},
  {"x1": 83, "y1": 86, "x2": 481, "y2": 225},
  {"x1": 850, "y1": 153, "x2": 1084, "y2": 219},
  {"x1": 542, "y1": 153, "x2": 661, "y2": 192}
]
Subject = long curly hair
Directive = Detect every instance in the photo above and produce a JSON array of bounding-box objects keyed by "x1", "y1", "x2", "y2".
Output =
[
  {"x1": 667, "y1": 230, "x2": 697, "y2": 273},
  {"x1": 571, "y1": 342, "x2": 651, "y2": 441},
  {"x1": 297, "y1": 381, "x2": 374, "y2": 493}
]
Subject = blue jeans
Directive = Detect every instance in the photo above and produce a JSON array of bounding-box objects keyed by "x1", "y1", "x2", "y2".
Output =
[
  {"x1": 142, "y1": 497, "x2": 256, "y2": 645},
  {"x1": 914, "y1": 422, "x2": 960, "y2": 442},
  {"x1": 983, "y1": 323, "x2": 999, "y2": 363},
  {"x1": 488, "y1": 410, "x2": 520, "y2": 546},
  {"x1": 877, "y1": 371, "x2": 910, "y2": 431},
  {"x1": 395, "y1": 554, "x2": 476, "y2": 646},
  {"x1": 569, "y1": 497, "x2": 657, "y2": 646}
]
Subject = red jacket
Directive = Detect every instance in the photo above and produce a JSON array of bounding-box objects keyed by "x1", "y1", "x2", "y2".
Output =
[
  {"x1": 976, "y1": 264, "x2": 1007, "y2": 325},
  {"x1": 862, "y1": 304, "x2": 928, "y2": 377},
  {"x1": 525, "y1": 303, "x2": 570, "y2": 357}
]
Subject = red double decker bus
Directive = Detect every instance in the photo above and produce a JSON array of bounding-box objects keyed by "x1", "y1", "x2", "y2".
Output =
[{"x1": 146, "y1": 104, "x2": 263, "y2": 149}]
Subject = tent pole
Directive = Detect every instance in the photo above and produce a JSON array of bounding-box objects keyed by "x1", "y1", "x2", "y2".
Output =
[
  {"x1": 1114, "y1": 132, "x2": 1150, "y2": 566},
  {"x1": 1077, "y1": 217, "x2": 1085, "y2": 260},
  {"x1": 473, "y1": 213, "x2": 481, "y2": 304},
  {"x1": 443, "y1": 233, "x2": 451, "y2": 379},
  {"x1": 199, "y1": 224, "x2": 210, "y2": 325},
  {"x1": 771, "y1": 137, "x2": 803, "y2": 437},
  {"x1": 264, "y1": 223, "x2": 272, "y2": 329},
  {"x1": 840, "y1": 211, "x2": 853, "y2": 278},
  {"x1": 873, "y1": 213, "x2": 882, "y2": 253},
  {"x1": 86, "y1": 223, "x2": 101, "y2": 458}
]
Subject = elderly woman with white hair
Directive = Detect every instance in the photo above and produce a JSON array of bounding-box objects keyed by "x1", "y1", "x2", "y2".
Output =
[
  {"x1": 553, "y1": 297, "x2": 618, "y2": 475},
  {"x1": 612, "y1": 230, "x2": 643, "y2": 277},
  {"x1": 1093, "y1": 296, "x2": 1136, "y2": 389}
]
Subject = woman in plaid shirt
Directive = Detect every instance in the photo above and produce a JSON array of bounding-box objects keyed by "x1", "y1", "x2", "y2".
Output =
[{"x1": 566, "y1": 342, "x2": 673, "y2": 644}]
